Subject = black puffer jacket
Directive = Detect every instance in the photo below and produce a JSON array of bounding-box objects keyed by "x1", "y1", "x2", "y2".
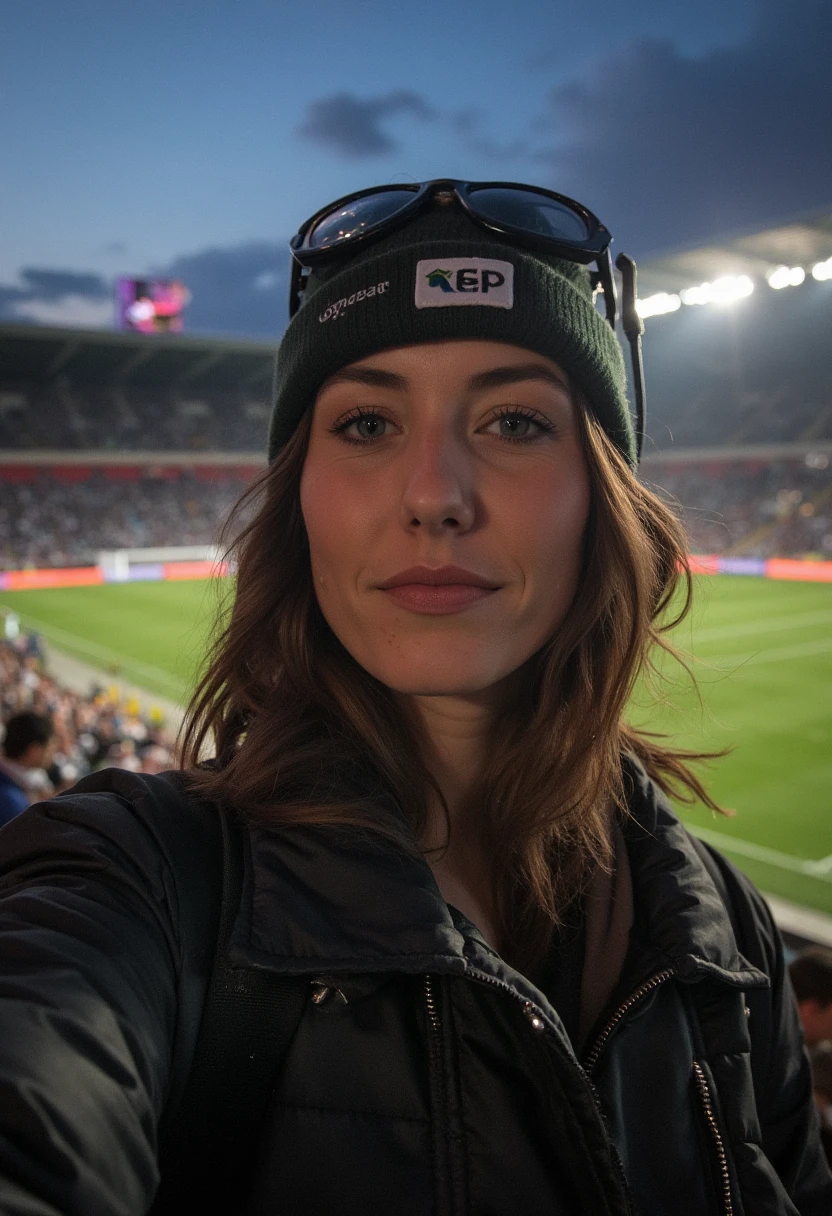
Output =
[{"x1": 0, "y1": 763, "x2": 829, "y2": 1215}]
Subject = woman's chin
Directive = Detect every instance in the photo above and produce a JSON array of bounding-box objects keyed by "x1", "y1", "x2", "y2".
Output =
[{"x1": 364, "y1": 656, "x2": 520, "y2": 700}]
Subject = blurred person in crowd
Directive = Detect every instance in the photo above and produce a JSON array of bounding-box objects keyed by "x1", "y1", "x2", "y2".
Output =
[
  {"x1": 808, "y1": 1045, "x2": 832, "y2": 1163},
  {"x1": 0, "y1": 711, "x2": 55, "y2": 826},
  {"x1": 790, "y1": 947, "x2": 832, "y2": 1046},
  {"x1": 138, "y1": 743, "x2": 174, "y2": 774}
]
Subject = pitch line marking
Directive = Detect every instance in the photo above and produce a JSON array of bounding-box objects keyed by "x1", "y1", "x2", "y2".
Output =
[
  {"x1": 688, "y1": 609, "x2": 832, "y2": 646},
  {"x1": 707, "y1": 636, "x2": 832, "y2": 668},
  {"x1": 690, "y1": 825, "x2": 832, "y2": 882},
  {"x1": 10, "y1": 612, "x2": 190, "y2": 695}
]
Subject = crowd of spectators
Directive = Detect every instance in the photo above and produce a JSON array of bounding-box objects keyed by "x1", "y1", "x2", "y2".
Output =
[
  {"x1": 0, "y1": 384, "x2": 269, "y2": 452},
  {"x1": 644, "y1": 451, "x2": 832, "y2": 558},
  {"x1": 0, "y1": 470, "x2": 250, "y2": 569},
  {"x1": 0, "y1": 624, "x2": 176, "y2": 819}
]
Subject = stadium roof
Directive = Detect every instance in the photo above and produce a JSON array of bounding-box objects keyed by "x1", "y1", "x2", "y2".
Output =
[
  {"x1": 636, "y1": 209, "x2": 832, "y2": 294},
  {"x1": 1, "y1": 210, "x2": 831, "y2": 391}
]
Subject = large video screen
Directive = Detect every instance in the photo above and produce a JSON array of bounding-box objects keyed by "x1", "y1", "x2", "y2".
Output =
[{"x1": 116, "y1": 278, "x2": 190, "y2": 333}]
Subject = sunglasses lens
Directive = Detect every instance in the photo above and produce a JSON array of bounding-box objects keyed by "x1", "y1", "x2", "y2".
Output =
[
  {"x1": 307, "y1": 189, "x2": 416, "y2": 251},
  {"x1": 469, "y1": 187, "x2": 592, "y2": 244}
]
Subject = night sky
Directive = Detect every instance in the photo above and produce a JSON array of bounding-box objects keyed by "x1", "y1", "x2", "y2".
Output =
[{"x1": 1, "y1": 0, "x2": 829, "y2": 337}]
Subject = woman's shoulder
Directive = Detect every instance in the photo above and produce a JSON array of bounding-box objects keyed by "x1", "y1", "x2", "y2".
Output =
[
  {"x1": 0, "y1": 767, "x2": 225, "y2": 927},
  {"x1": 621, "y1": 752, "x2": 780, "y2": 979}
]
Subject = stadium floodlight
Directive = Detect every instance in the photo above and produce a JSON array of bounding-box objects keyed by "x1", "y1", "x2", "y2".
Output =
[
  {"x1": 680, "y1": 275, "x2": 754, "y2": 307},
  {"x1": 679, "y1": 283, "x2": 709, "y2": 307},
  {"x1": 636, "y1": 292, "x2": 682, "y2": 319},
  {"x1": 767, "y1": 265, "x2": 806, "y2": 290},
  {"x1": 812, "y1": 257, "x2": 832, "y2": 281}
]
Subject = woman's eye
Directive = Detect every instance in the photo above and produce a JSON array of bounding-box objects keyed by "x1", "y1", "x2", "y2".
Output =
[
  {"x1": 485, "y1": 410, "x2": 552, "y2": 441},
  {"x1": 335, "y1": 412, "x2": 390, "y2": 442}
]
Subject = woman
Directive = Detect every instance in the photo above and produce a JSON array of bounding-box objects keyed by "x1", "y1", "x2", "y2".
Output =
[{"x1": 0, "y1": 181, "x2": 829, "y2": 1215}]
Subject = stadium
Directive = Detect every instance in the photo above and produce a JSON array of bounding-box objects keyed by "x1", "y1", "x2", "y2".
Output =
[{"x1": 1, "y1": 210, "x2": 831, "y2": 940}]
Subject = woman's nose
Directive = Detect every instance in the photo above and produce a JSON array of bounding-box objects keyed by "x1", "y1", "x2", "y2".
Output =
[{"x1": 399, "y1": 437, "x2": 476, "y2": 534}]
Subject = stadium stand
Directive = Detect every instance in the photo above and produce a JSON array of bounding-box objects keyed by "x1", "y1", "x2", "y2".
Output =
[
  {"x1": 0, "y1": 382, "x2": 270, "y2": 451},
  {"x1": 642, "y1": 274, "x2": 832, "y2": 452},
  {"x1": 0, "y1": 466, "x2": 250, "y2": 570},
  {"x1": 0, "y1": 211, "x2": 830, "y2": 566},
  {"x1": 645, "y1": 448, "x2": 832, "y2": 557}
]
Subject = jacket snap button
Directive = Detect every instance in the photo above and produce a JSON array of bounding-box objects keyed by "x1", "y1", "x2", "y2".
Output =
[{"x1": 524, "y1": 1002, "x2": 546, "y2": 1032}]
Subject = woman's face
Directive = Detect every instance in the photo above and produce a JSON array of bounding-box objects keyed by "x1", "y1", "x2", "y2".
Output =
[{"x1": 300, "y1": 340, "x2": 590, "y2": 700}]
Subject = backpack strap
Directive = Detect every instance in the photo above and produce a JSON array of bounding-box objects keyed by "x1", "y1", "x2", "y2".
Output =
[{"x1": 151, "y1": 783, "x2": 308, "y2": 1213}]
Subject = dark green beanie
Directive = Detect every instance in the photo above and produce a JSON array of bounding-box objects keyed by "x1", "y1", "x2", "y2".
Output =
[{"x1": 270, "y1": 206, "x2": 636, "y2": 467}]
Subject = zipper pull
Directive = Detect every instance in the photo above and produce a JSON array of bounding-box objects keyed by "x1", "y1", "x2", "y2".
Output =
[
  {"x1": 523, "y1": 1001, "x2": 547, "y2": 1033},
  {"x1": 310, "y1": 980, "x2": 348, "y2": 1008}
]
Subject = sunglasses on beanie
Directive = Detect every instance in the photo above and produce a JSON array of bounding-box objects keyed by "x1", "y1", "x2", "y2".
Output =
[{"x1": 288, "y1": 180, "x2": 645, "y2": 456}]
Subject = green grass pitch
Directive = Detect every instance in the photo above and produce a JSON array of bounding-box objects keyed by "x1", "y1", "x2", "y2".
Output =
[{"x1": 1, "y1": 575, "x2": 830, "y2": 913}]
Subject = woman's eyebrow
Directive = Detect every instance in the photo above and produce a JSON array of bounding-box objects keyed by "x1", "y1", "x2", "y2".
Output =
[
  {"x1": 467, "y1": 364, "x2": 570, "y2": 394},
  {"x1": 320, "y1": 367, "x2": 409, "y2": 393},
  {"x1": 320, "y1": 364, "x2": 570, "y2": 396}
]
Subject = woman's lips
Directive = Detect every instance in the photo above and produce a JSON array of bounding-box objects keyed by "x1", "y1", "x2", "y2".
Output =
[
  {"x1": 377, "y1": 567, "x2": 501, "y2": 614},
  {"x1": 381, "y1": 583, "x2": 498, "y2": 614}
]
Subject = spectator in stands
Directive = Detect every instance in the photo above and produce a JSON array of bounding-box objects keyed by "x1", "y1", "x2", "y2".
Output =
[
  {"x1": 0, "y1": 711, "x2": 54, "y2": 827},
  {"x1": 809, "y1": 1044, "x2": 832, "y2": 1164},
  {"x1": 790, "y1": 947, "x2": 832, "y2": 1046}
]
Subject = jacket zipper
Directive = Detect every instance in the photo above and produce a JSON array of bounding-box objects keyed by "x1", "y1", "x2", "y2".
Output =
[
  {"x1": 424, "y1": 975, "x2": 454, "y2": 1216},
  {"x1": 582, "y1": 968, "x2": 676, "y2": 1074},
  {"x1": 466, "y1": 968, "x2": 634, "y2": 1215},
  {"x1": 692, "y1": 1060, "x2": 734, "y2": 1216}
]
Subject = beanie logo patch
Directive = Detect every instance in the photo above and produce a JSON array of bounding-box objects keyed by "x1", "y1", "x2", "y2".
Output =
[{"x1": 415, "y1": 258, "x2": 513, "y2": 309}]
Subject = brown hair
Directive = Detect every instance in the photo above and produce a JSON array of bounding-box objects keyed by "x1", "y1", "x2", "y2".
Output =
[{"x1": 180, "y1": 393, "x2": 720, "y2": 973}]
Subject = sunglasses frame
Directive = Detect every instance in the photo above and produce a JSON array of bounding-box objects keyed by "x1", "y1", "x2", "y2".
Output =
[{"x1": 292, "y1": 180, "x2": 611, "y2": 261}]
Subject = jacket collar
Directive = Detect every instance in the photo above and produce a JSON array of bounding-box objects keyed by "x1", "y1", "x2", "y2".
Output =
[
  {"x1": 619, "y1": 758, "x2": 767, "y2": 988},
  {"x1": 231, "y1": 820, "x2": 469, "y2": 976},
  {"x1": 229, "y1": 759, "x2": 767, "y2": 990}
]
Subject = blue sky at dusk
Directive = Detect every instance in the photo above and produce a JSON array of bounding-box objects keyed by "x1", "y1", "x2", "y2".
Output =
[{"x1": 1, "y1": 0, "x2": 829, "y2": 337}]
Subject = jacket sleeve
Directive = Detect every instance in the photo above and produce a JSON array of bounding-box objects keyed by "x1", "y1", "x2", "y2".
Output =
[
  {"x1": 0, "y1": 784, "x2": 182, "y2": 1216},
  {"x1": 703, "y1": 845, "x2": 832, "y2": 1215}
]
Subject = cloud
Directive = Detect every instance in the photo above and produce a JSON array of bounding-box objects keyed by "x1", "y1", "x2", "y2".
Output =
[
  {"x1": 16, "y1": 269, "x2": 110, "y2": 301},
  {"x1": 0, "y1": 268, "x2": 112, "y2": 329},
  {"x1": 451, "y1": 110, "x2": 530, "y2": 162},
  {"x1": 156, "y1": 241, "x2": 289, "y2": 338},
  {"x1": 297, "y1": 90, "x2": 435, "y2": 158},
  {"x1": 535, "y1": 0, "x2": 832, "y2": 253},
  {"x1": 13, "y1": 295, "x2": 114, "y2": 328}
]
